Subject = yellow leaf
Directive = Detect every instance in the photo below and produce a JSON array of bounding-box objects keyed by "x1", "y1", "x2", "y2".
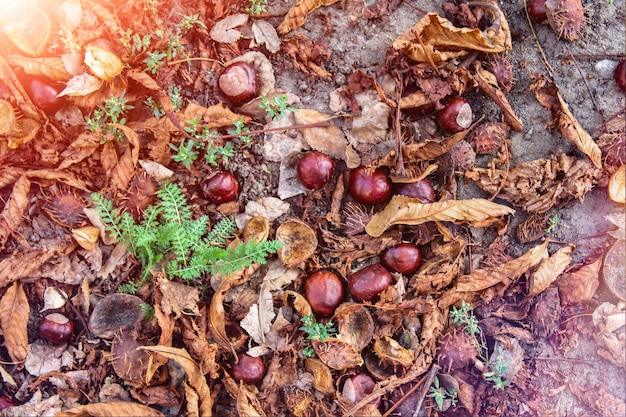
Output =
[
  {"x1": 365, "y1": 195, "x2": 515, "y2": 237},
  {"x1": 56, "y1": 401, "x2": 163, "y2": 417},
  {"x1": 277, "y1": 0, "x2": 340, "y2": 34},
  {"x1": 528, "y1": 245, "x2": 574, "y2": 297},
  {"x1": 6, "y1": 56, "x2": 71, "y2": 81},
  {"x1": 141, "y1": 346, "x2": 212, "y2": 417},
  {"x1": 0, "y1": 281, "x2": 30, "y2": 367}
]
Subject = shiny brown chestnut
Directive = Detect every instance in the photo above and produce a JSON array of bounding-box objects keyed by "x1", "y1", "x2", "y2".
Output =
[
  {"x1": 303, "y1": 270, "x2": 345, "y2": 316},
  {"x1": 348, "y1": 264, "x2": 392, "y2": 303},
  {"x1": 615, "y1": 61, "x2": 626, "y2": 93},
  {"x1": 297, "y1": 152, "x2": 335, "y2": 190},
  {"x1": 199, "y1": 171, "x2": 239, "y2": 204},
  {"x1": 217, "y1": 62, "x2": 259, "y2": 107},
  {"x1": 342, "y1": 373, "x2": 381, "y2": 408},
  {"x1": 22, "y1": 76, "x2": 65, "y2": 114},
  {"x1": 437, "y1": 97, "x2": 472, "y2": 134},
  {"x1": 39, "y1": 313, "x2": 74, "y2": 344},
  {"x1": 380, "y1": 242, "x2": 422, "y2": 275},
  {"x1": 394, "y1": 179, "x2": 435, "y2": 202},
  {"x1": 229, "y1": 353, "x2": 266, "y2": 384},
  {"x1": 527, "y1": 0, "x2": 548, "y2": 23},
  {"x1": 348, "y1": 166, "x2": 392, "y2": 205}
]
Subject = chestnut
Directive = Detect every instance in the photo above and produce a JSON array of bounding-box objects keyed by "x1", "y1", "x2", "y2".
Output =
[
  {"x1": 199, "y1": 171, "x2": 239, "y2": 204},
  {"x1": 394, "y1": 179, "x2": 435, "y2": 202},
  {"x1": 348, "y1": 166, "x2": 392, "y2": 205},
  {"x1": 22, "y1": 76, "x2": 65, "y2": 114},
  {"x1": 380, "y1": 242, "x2": 422, "y2": 275},
  {"x1": 229, "y1": 353, "x2": 266, "y2": 384},
  {"x1": 297, "y1": 151, "x2": 335, "y2": 190},
  {"x1": 217, "y1": 62, "x2": 259, "y2": 107},
  {"x1": 342, "y1": 373, "x2": 381, "y2": 408},
  {"x1": 615, "y1": 61, "x2": 626, "y2": 93},
  {"x1": 38, "y1": 313, "x2": 74, "y2": 344},
  {"x1": 348, "y1": 264, "x2": 392, "y2": 303},
  {"x1": 303, "y1": 270, "x2": 345, "y2": 316},
  {"x1": 437, "y1": 97, "x2": 472, "y2": 134},
  {"x1": 527, "y1": 0, "x2": 548, "y2": 23}
]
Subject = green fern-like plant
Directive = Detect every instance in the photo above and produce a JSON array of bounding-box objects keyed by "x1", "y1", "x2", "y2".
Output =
[{"x1": 92, "y1": 182, "x2": 282, "y2": 281}]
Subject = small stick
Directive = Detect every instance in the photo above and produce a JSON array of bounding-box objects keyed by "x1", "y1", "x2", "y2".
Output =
[
  {"x1": 411, "y1": 364, "x2": 440, "y2": 417},
  {"x1": 565, "y1": 46, "x2": 606, "y2": 124},
  {"x1": 523, "y1": 0, "x2": 555, "y2": 80},
  {"x1": 557, "y1": 53, "x2": 625, "y2": 60},
  {"x1": 207, "y1": 121, "x2": 331, "y2": 141}
]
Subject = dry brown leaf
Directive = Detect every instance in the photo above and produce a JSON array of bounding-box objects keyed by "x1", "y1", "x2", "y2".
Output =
[
  {"x1": 392, "y1": 10, "x2": 511, "y2": 63},
  {"x1": 556, "y1": 256, "x2": 601, "y2": 304},
  {"x1": 304, "y1": 358, "x2": 334, "y2": 395},
  {"x1": 440, "y1": 240, "x2": 549, "y2": 308},
  {"x1": 528, "y1": 245, "x2": 573, "y2": 297},
  {"x1": 293, "y1": 109, "x2": 348, "y2": 161},
  {"x1": 365, "y1": 195, "x2": 514, "y2": 237},
  {"x1": 0, "y1": 3, "x2": 51, "y2": 56},
  {"x1": 6, "y1": 55, "x2": 71, "y2": 81},
  {"x1": 157, "y1": 276, "x2": 200, "y2": 319},
  {"x1": 473, "y1": 65, "x2": 523, "y2": 132},
  {"x1": 251, "y1": 21, "x2": 281, "y2": 54},
  {"x1": 240, "y1": 284, "x2": 275, "y2": 345},
  {"x1": 0, "y1": 281, "x2": 29, "y2": 367},
  {"x1": 277, "y1": 0, "x2": 339, "y2": 34},
  {"x1": 109, "y1": 123, "x2": 140, "y2": 192},
  {"x1": 141, "y1": 346, "x2": 212, "y2": 417},
  {"x1": 530, "y1": 75, "x2": 602, "y2": 168},
  {"x1": 56, "y1": 401, "x2": 164, "y2": 417},
  {"x1": 0, "y1": 175, "x2": 31, "y2": 247},
  {"x1": 210, "y1": 13, "x2": 248, "y2": 43},
  {"x1": 465, "y1": 153, "x2": 602, "y2": 213}
]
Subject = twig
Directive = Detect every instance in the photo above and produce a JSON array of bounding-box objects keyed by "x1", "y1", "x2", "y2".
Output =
[
  {"x1": 556, "y1": 53, "x2": 626, "y2": 60},
  {"x1": 565, "y1": 46, "x2": 606, "y2": 125},
  {"x1": 411, "y1": 364, "x2": 439, "y2": 417},
  {"x1": 523, "y1": 0, "x2": 555, "y2": 80},
  {"x1": 534, "y1": 356, "x2": 596, "y2": 366},
  {"x1": 208, "y1": 121, "x2": 331, "y2": 141},
  {"x1": 394, "y1": 73, "x2": 406, "y2": 175},
  {"x1": 403, "y1": 0, "x2": 429, "y2": 15}
]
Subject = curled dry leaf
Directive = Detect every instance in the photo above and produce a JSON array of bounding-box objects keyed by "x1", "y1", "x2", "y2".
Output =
[
  {"x1": 0, "y1": 281, "x2": 30, "y2": 367},
  {"x1": 56, "y1": 401, "x2": 164, "y2": 417},
  {"x1": 531, "y1": 75, "x2": 602, "y2": 168},
  {"x1": 71, "y1": 226, "x2": 100, "y2": 251},
  {"x1": 472, "y1": 65, "x2": 523, "y2": 132},
  {"x1": 527, "y1": 245, "x2": 573, "y2": 297},
  {"x1": 251, "y1": 21, "x2": 281, "y2": 54},
  {"x1": 602, "y1": 212, "x2": 625, "y2": 300},
  {"x1": 466, "y1": 153, "x2": 602, "y2": 214},
  {"x1": 141, "y1": 346, "x2": 212, "y2": 417},
  {"x1": 293, "y1": 109, "x2": 348, "y2": 161},
  {"x1": 373, "y1": 337, "x2": 415, "y2": 367},
  {"x1": 240, "y1": 284, "x2": 275, "y2": 345},
  {"x1": 58, "y1": 73, "x2": 102, "y2": 97},
  {"x1": 304, "y1": 358, "x2": 335, "y2": 395},
  {"x1": 392, "y1": 9, "x2": 511, "y2": 63},
  {"x1": 40, "y1": 286, "x2": 68, "y2": 312},
  {"x1": 157, "y1": 276, "x2": 200, "y2": 319},
  {"x1": 210, "y1": 13, "x2": 248, "y2": 43},
  {"x1": 365, "y1": 195, "x2": 515, "y2": 237},
  {"x1": 277, "y1": 0, "x2": 340, "y2": 35},
  {"x1": 276, "y1": 219, "x2": 318, "y2": 268}
]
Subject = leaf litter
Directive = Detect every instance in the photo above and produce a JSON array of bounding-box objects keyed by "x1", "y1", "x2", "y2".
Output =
[{"x1": 0, "y1": 0, "x2": 624, "y2": 416}]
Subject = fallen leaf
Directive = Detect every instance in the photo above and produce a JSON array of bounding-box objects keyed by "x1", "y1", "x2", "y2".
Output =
[
  {"x1": 158, "y1": 276, "x2": 200, "y2": 319},
  {"x1": 56, "y1": 401, "x2": 164, "y2": 417},
  {"x1": 40, "y1": 286, "x2": 68, "y2": 312},
  {"x1": 251, "y1": 21, "x2": 281, "y2": 54},
  {"x1": 210, "y1": 13, "x2": 248, "y2": 43},
  {"x1": 240, "y1": 284, "x2": 275, "y2": 345},
  {"x1": 392, "y1": 10, "x2": 511, "y2": 63},
  {"x1": 0, "y1": 4, "x2": 51, "y2": 56},
  {"x1": 365, "y1": 195, "x2": 515, "y2": 237},
  {"x1": 277, "y1": 0, "x2": 340, "y2": 35},
  {"x1": 0, "y1": 281, "x2": 29, "y2": 367},
  {"x1": 528, "y1": 245, "x2": 573, "y2": 297},
  {"x1": 293, "y1": 109, "x2": 348, "y2": 160},
  {"x1": 141, "y1": 346, "x2": 212, "y2": 417},
  {"x1": 6, "y1": 56, "x2": 71, "y2": 81},
  {"x1": 25, "y1": 340, "x2": 73, "y2": 376},
  {"x1": 556, "y1": 256, "x2": 601, "y2": 304},
  {"x1": 57, "y1": 73, "x2": 102, "y2": 97}
]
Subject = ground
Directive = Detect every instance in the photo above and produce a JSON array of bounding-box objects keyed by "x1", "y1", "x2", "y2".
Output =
[{"x1": 0, "y1": 0, "x2": 624, "y2": 416}]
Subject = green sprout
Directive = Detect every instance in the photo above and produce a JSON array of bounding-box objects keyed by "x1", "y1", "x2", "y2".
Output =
[
  {"x1": 485, "y1": 345, "x2": 510, "y2": 390},
  {"x1": 299, "y1": 314, "x2": 337, "y2": 358},
  {"x1": 85, "y1": 91, "x2": 134, "y2": 143},
  {"x1": 428, "y1": 376, "x2": 458, "y2": 410},
  {"x1": 246, "y1": 0, "x2": 268, "y2": 15},
  {"x1": 260, "y1": 94, "x2": 296, "y2": 121},
  {"x1": 545, "y1": 214, "x2": 559, "y2": 233}
]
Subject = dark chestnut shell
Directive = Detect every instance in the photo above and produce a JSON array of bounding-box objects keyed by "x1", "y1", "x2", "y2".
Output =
[
  {"x1": 436, "y1": 327, "x2": 479, "y2": 372},
  {"x1": 486, "y1": 55, "x2": 514, "y2": 94},
  {"x1": 467, "y1": 122, "x2": 509, "y2": 155},
  {"x1": 43, "y1": 190, "x2": 87, "y2": 228}
]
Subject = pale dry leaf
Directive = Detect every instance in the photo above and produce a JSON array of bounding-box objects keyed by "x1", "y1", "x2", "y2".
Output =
[
  {"x1": 277, "y1": 0, "x2": 340, "y2": 34},
  {"x1": 392, "y1": 10, "x2": 511, "y2": 63},
  {"x1": 58, "y1": 131, "x2": 101, "y2": 169},
  {"x1": 40, "y1": 286, "x2": 68, "y2": 312},
  {"x1": 528, "y1": 245, "x2": 573, "y2": 297},
  {"x1": 138, "y1": 160, "x2": 175, "y2": 183},
  {"x1": 0, "y1": 242, "x2": 71, "y2": 289},
  {"x1": 605, "y1": 212, "x2": 625, "y2": 240},
  {"x1": 57, "y1": 73, "x2": 102, "y2": 97},
  {"x1": 262, "y1": 259, "x2": 299, "y2": 292},
  {"x1": 0, "y1": 363, "x2": 17, "y2": 387},
  {"x1": 26, "y1": 169, "x2": 89, "y2": 190},
  {"x1": 25, "y1": 339, "x2": 73, "y2": 376},
  {"x1": 366, "y1": 195, "x2": 515, "y2": 237},
  {"x1": 240, "y1": 284, "x2": 275, "y2": 345},
  {"x1": 293, "y1": 109, "x2": 349, "y2": 161},
  {"x1": 440, "y1": 240, "x2": 550, "y2": 308},
  {"x1": 1, "y1": 392, "x2": 62, "y2": 417},
  {"x1": 210, "y1": 13, "x2": 248, "y2": 43},
  {"x1": 184, "y1": 382, "x2": 200, "y2": 417},
  {"x1": 141, "y1": 346, "x2": 212, "y2": 417},
  {"x1": 6, "y1": 55, "x2": 71, "y2": 81},
  {"x1": 0, "y1": 281, "x2": 30, "y2": 366},
  {"x1": 158, "y1": 276, "x2": 200, "y2": 319},
  {"x1": 251, "y1": 21, "x2": 281, "y2": 54},
  {"x1": 56, "y1": 401, "x2": 164, "y2": 417}
]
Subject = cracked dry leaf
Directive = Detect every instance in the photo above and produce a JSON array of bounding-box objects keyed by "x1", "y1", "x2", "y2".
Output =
[
  {"x1": 142, "y1": 346, "x2": 212, "y2": 417},
  {"x1": 531, "y1": 75, "x2": 602, "y2": 168},
  {"x1": 365, "y1": 195, "x2": 514, "y2": 237},
  {"x1": 392, "y1": 9, "x2": 511, "y2": 63},
  {"x1": 0, "y1": 281, "x2": 29, "y2": 367},
  {"x1": 277, "y1": 0, "x2": 340, "y2": 34},
  {"x1": 240, "y1": 284, "x2": 275, "y2": 345},
  {"x1": 556, "y1": 255, "x2": 601, "y2": 305},
  {"x1": 465, "y1": 153, "x2": 602, "y2": 214},
  {"x1": 56, "y1": 401, "x2": 164, "y2": 417},
  {"x1": 528, "y1": 245, "x2": 573, "y2": 297}
]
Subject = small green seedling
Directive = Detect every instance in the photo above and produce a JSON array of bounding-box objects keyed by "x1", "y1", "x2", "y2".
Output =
[
  {"x1": 545, "y1": 214, "x2": 559, "y2": 233},
  {"x1": 485, "y1": 345, "x2": 510, "y2": 390},
  {"x1": 428, "y1": 376, "x2": 458, "y2": 410},
  {"x1": 299, "y1": 314, "x2": 337, "y2": 358},
  {"x1": 85, "y1": 91, "x2": 134, "y2": 143},
  {"x1": 260, "y1": 94, "x2": 296, "y2": 121},
  {"x1": 246, "y1": 0, "x2": 268, "y2": 15}
]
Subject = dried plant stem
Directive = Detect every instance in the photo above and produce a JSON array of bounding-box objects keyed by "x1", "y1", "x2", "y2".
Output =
[
  {"x1": 565, "y1": 46, "x2": 606, "y2": 124},
  {"x1": 523, "y1": 0, "x2": 555, "y2": 80},
  {"x1": 208, "y1": 121, "x2": 331, "y2": 141}
]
